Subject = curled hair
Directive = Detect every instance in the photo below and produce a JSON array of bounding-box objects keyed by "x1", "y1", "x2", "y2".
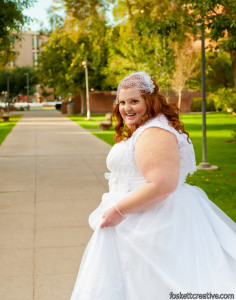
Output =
[{"x1": 113, "y1": 81, "x2": 190, "y2": 143}]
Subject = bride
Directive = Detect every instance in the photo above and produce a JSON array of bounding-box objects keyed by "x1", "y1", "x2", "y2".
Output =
[{"x1": 70, "y1": 71, "x2": 236, "y2": 300}]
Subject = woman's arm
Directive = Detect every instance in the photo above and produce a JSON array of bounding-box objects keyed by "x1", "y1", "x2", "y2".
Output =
[{"x1": 100, "y1": 127, "x2": 180, "y2": 228}]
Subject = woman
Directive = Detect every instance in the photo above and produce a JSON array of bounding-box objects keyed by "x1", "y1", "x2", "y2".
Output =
[{"x1": 70, "y1": 71, "x2": 236, "y2": 300}]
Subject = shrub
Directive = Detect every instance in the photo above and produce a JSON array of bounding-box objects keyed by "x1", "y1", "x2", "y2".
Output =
[
  {"x1": 191, "y1": 97, "x2": 201, "y2": 112},
  {"x1": 208, "y1": 88, "x2": 236, "y2": 113},
  {"x1": 191, "y1": 97, "x2": 216, "y2": 112}
]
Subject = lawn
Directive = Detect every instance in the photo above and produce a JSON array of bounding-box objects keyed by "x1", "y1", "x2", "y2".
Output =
[
  {"x1": 68, "y1": 113, "x2": 236, "y2": 221},
  {"x1": 0, "y1": 115, "x2": 22, "y2": 145}
]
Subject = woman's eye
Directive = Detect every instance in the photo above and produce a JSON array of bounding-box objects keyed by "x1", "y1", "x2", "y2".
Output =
[{"x1": 132, "y1": 100, "x2": 138, "y2": 103}]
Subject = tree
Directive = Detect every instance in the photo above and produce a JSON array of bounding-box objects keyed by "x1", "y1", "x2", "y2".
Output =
[
  {"x1": 107, "y1": 0, "x2": 187, "y2": 94},
  {"x1": 38, "y1": 28, "x2": 80, "y2": 97},
  {"x1": 178, "y1": 0, "x2": 235, "y2": 167},
  {"x1": 0, "y1": 67, "x2": 39, "y2": 98},
  {"x1": 103, "y1": 4, "x2": 180, "y2": 95},
  {"x1": 208, "y1": 88, "x2": 236, "y2": 112},
  {"x1": 38, "y1": 6, "x2": 112, "y2": 110},
  {"x1": 171, "y1": 39, "x2": 199, "y2": 108},
  {"x1": 207, "y1": 51, "x2": 234, "y2": 89},
  {"x1": 38, "y1": 5, "x2": 64, "y2": 34},
  {"x1": 134, "y1": 15, "x2": 178, "y2": 92},
  {"x1": 0, "y1": 0, "x2": 35, "y2": 69},
  {"x1": 207, "y1": 0, "x2": 236, "y2": 88},
  {"x1": 187, "y1": 50, "x2": 234, "y2": 91},
  {"x1": 180, "y1": 0, "x2": 236, "y2": 88}
]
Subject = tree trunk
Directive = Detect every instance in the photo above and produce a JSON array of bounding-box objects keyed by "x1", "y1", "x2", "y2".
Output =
[
  {"x1": 178, "y1": 91, "x2": 182, "y2": 109},
  {"x1": 80, "y1": 89, "x2": 86, "y2": 115}
]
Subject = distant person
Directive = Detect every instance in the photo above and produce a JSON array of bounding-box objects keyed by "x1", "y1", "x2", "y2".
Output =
[{"x1": 70, "y1": 71, "x2": 236, "y2": 299}]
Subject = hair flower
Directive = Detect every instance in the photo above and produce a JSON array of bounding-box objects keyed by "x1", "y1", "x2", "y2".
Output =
[{"x1": 150, "y1": 81, "x2": 155, "y2": 93}]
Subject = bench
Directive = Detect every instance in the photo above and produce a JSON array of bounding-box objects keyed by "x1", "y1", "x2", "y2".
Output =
[
  {"x1": 97, "y1": 113, "x2": 113, "y2": 130},
  {"x1": 0, "y1": 109, "x2": 10, "y2": 122}
]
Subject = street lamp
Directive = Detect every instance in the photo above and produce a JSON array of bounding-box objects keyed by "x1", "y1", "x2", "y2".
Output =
[
  {"x1": 6, "y1": 70, "x2": 10, "y2": 113},
  {"x1": 198, "y1": 24, "x2": 218, "y2": 170},
  {"x1": 82, "y1": 61, "x2": 91, "y2": 120}
]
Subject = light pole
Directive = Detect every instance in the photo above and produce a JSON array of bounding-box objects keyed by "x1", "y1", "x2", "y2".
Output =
[
  {"x1": 198, "y1": 24, "x2": 218, "y2": 170},
  {"x1": 25, "y1": 69, "x2": 30, "y2": 103},
  {"x1": 6, "y1": 70, "x2": 10, "y2": 113},
  {"x1": 82, "y1": 61, "x2": 91, "y2": 120}
]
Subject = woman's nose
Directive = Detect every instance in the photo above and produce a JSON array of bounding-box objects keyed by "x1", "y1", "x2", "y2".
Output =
[{"x1": 125, "y1": 104, "x2": 132, "y2": 112}]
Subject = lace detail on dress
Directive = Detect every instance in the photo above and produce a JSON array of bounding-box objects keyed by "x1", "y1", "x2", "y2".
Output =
[{"x1": 131, "y1": 114, "x2": 197, "y2": 184}]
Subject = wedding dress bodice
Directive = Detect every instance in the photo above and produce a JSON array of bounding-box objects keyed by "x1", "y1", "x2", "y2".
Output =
[{"x1": 105, "y1": 114, "x2": 197, "y2": 193}]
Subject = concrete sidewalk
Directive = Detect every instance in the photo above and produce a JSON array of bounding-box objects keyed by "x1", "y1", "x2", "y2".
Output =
[{"x1": 0, "y1": 110, "x2": 111, "y2": 300}]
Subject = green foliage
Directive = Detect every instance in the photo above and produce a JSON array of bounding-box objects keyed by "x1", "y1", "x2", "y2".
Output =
[
  {"x1": 104, "y1": 17, "x2": 176, "y2": 91},
  {"x1": 191, "y1": 98, "x2": 202, "y2": 112},
  {"x1": 0, "y1": 67, "x2": 39, "y2": 98},
  {"x1": 208, "y1": 88, "x2": 236, "y2": 112},
  {"x1": 46, "y1": 6, "x2": 64, "y2": 32},
  {"x1": 206, "y1": 51, "x2": 234, "y2": 90},
  {"x1": 180, "y1": 0, "x2": 236, "y2": 87},
  {"x1": 58, "y1": 0, "x2": 101, "y2": 20},
  {"x1": 38, "y1": 11, "x2": 112, "y2": 96},
  {"x1": 191, "y1": 97, "x2": 216, "y2": 112},
  {"x1": 47, "y1": 0, "x2": 182, "y2": 92},
  {"x1": 38, "y1": 29, "x2": 80, "y2": 96},
  {"x1": 187, "y1": 51, "x2": 234, "y2": 92},
  {"x1": 0, "y1": 0, "x2": 35, "y2": 68},
  {"x1": 39, "y1": 0, "x2": 236, "y2": 95},
  {"x1": 207, "y1": 0, "x2": 236, "y2": 52}
]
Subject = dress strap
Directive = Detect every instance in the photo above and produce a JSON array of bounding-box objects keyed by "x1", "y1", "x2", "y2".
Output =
[{"x1": 131, "y1": 114, "x2": 183, "y2": 147}]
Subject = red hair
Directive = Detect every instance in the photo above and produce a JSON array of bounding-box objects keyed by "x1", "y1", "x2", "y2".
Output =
[{"x1": 113, "y1": 81, "x2": 190, "y2": 143}]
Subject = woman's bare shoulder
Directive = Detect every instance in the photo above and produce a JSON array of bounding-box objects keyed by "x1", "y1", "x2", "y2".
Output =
[{"x1": 135, "y1": 126, "x2": 178, "y2": 148}]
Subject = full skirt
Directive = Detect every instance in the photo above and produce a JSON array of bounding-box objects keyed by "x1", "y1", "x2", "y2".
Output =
[{"x1": 70, "y1": 184, "x2": 236, "y2": 300}]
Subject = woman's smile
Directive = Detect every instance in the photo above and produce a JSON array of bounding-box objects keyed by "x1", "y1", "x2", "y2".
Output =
[{"x1": 118, "y1": 88, "x2": 147, "y2": 127}]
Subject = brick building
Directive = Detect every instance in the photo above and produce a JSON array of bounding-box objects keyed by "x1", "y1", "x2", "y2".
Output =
[{"x1": 11, "y1": 31, "x2": 47, "y2": 67}]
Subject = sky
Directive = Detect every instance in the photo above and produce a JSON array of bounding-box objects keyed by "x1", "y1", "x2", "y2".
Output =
[
  {"x1": 23, "y1": 0, "x2": 114, "y2": 32},
  {"x1": 23, "y1": 0, "x2": 64, "y2": 32}
]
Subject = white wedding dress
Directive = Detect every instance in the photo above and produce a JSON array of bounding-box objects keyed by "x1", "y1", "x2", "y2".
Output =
[{"x1": 70, "y1": 114, "x2": 236, "y2": 300}]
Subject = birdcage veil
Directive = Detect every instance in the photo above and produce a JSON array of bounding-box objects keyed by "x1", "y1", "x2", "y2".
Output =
[{"x1": 114, "y1": 71, "x2": 155, "y2": 105}]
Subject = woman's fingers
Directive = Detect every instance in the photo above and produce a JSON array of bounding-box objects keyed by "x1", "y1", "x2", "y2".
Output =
[
  {"x1": 100, "y1": 206, "x2": 124, "y2": 228},
  {"x1": 100, "y1": 221, "x2": 105, "y2": 228}
]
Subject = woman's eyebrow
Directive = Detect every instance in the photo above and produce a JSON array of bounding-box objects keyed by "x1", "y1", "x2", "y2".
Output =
[{"x1": 119, "y1": 97, "x2": 138, "y2": 101}]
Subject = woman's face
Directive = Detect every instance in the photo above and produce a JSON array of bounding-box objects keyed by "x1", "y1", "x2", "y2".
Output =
[{"x1": 118, "y1": 88, "x2": 147, "y2": 127}]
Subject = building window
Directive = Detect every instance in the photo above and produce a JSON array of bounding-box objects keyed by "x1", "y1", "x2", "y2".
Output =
[
  {"x1": 32, "y1": 35, "x2": 39, "y2": 49},
  {"x1": 33, "y1": 53, "x2": 39, "y2": 66}
]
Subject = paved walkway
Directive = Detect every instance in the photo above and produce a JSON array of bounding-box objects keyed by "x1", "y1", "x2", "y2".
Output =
[{"x1": 0, "y1": 110, "x2": 111, "y2": 300}]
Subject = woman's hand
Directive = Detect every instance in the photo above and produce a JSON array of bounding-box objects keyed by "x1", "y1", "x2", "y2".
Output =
[{"x1": 100, "y1": 206, "x2": 124, "y2": 228}]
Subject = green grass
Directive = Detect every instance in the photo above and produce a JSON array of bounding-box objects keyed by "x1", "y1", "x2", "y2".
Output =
[
  {"x1": 182, "y1": 113, "x2": 236, "y2": 221},
  {"x1": 68, "y1": 113, "x2": 236, "y2": 221},
  {"x1": 0, "y1": 115, "x2": 22, "y2": 145},
  {"x1": 68, "y1": 115, "x2": 116, "y2": 145}
]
